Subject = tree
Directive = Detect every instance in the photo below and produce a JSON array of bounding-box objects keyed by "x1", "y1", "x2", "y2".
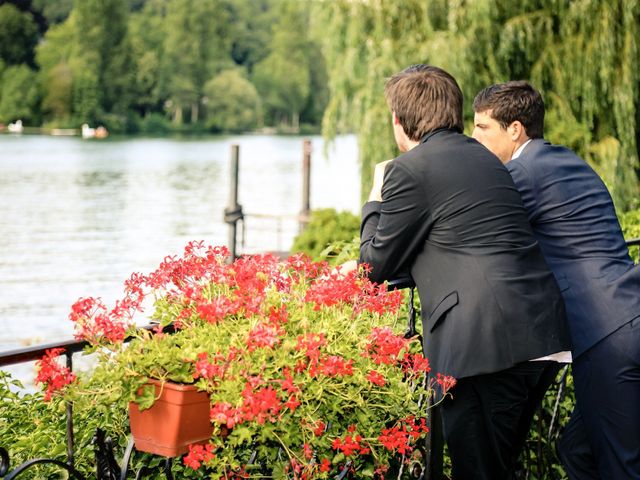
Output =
[
  {"x1": 0, "y1": 64, "x2": 41, "y2": 123},
  {"x1": 226, "y1": 0, "x2": 277, "y2": 73},
  {"x1": 36, "y1": 15, "x2": 74, "y2": 122},
  {"x1": 160, "y1": 0, "x2": 232, "y2": 124},
  {"x1": 0, "y1": 3, "x2": 39, "y2": 67},
  {"x1": 128, "y1": 0, "x2": 167, "y2": 117},
  {"x1": 41, "y1": 62, "x2": 73, "y2": 120},
  {"x1": 72, "y1": 0, "x2": 135, "y2": 121},
  {"x1": 33, "y1": 0, "x2": 73, "y2": 25},
  {"x1": 319, "y1": 0, "x2": 640, "y2": 210},
  {"x1": 252, "y1": 0, "x2": 313, "y2": 130},
  {"x1": 203, "y1": 68, "x2": 261, "y2": 132}
]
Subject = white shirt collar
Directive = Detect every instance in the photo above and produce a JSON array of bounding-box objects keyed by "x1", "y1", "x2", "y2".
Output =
[{"x1": 512, "y1": 139, "x2": 532, "y2": 160}]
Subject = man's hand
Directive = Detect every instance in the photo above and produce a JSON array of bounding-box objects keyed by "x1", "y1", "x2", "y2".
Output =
[
  {"x1": 331, "y1": 259, "x2": 358, "y2": 277},
  {"x1": 368, "y1": 159, "x2": 393, "y2": 202}
]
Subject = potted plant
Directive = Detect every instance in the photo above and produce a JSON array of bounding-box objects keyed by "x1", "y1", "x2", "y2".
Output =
[{"x1": 36, "y1": 241, "x2": 455, "y2": 478}]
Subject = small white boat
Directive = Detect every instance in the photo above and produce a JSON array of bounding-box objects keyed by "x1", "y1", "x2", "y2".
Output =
[
  {"x1": 81, "y1": 123, "x2": 96, "y2": 138},
  {"x1": 8, "y1": 120, "x2": 23, "y2": 133},
  {"x1": 82, "y1": 124, "x2": 109, "y2": 139}
]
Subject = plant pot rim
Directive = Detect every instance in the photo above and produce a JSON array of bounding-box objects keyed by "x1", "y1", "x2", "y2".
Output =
[{"x1": 145, "y1": 378, "x2": 198, "y2": 392}]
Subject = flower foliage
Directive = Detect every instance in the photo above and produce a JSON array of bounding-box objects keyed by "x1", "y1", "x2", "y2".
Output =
[{"x1": 37, "y1": 241, "x2": 453, "y2": 479}]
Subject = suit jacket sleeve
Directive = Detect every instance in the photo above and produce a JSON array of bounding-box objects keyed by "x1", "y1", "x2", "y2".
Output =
[
  {"x1": 359, "y1": 160, "x2": 432, "y2": 284},
  {"x1": 506, "y1": 159, "x2": 540, "y2": 223}
]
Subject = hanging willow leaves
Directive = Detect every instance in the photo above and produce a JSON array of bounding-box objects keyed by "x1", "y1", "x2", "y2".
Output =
[{"x1": 319, "y1": 0, "x2": 639, "y2": 210}]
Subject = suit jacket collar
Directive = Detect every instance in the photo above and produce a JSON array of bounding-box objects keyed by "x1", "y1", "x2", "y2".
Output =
[
  {"x1": 517, "y1": 138, "x2": 550, "y2": 160},
  {"x1": 420, "y1": 128, "x2": 458, "y2": 144}
]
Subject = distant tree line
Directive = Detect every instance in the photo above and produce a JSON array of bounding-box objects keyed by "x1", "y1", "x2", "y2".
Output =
[
  {"x1": 320, "y1": 0, "x2": 640, "y2": 212},
  {"x1": 0, "y1": 0, "x2": 328, "y2": 134}
]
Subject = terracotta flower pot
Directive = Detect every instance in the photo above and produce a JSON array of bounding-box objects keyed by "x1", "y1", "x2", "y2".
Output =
[{"x1": 128, "y1": 379, "x2": 213, "y2": 457}]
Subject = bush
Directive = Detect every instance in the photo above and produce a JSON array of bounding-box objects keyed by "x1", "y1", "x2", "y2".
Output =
[
  {"x1": 291, "y1": 209, "x2": 359, "y2": 263},
  {"x1": 140, "y1": 112, "x2": 172, "y2": 134},
  {"x1": 203, "y1": 69, "x2": 261, "y2": 133}
]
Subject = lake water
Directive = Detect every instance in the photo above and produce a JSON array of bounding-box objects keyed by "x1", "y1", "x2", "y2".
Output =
[{"x1": 0, "y1": 133, "x2": 360, "y2": 381}]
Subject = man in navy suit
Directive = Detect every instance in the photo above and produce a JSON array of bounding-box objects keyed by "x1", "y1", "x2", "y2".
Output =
[{"x1": 472, "y1": 81, "x2": 640, "y2": 479}]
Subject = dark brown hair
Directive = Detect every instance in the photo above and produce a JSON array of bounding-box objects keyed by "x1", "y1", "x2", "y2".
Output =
[
  {"x1": 473, "y1": 81, "x2": 545, "y2": 138},
  {"x1": 384, "y1": 64, "x2": 464, "y2": 141}
]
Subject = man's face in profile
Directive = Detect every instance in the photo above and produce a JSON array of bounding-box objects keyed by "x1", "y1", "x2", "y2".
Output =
[{"x1": 472, "y1": 110, "x2": 514, "y2": 164}]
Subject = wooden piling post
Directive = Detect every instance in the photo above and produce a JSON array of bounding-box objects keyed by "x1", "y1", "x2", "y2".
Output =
[
  {"x1": 224, "y1": 144, "x2": 243, "y2": 261},
  {"x1": 300, "y1": 139, "x2": 312, "y2": 232}
]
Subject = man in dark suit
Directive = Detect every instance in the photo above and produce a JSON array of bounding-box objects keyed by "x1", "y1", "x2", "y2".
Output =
[
  {"x1": 359, "y1": 65, "x2": 571, "y2": 480},
  {"x1": 472, "y1": 81, "x2": 640, "y2": 479}
]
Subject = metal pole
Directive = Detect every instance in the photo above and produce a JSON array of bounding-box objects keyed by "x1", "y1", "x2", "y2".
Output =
[
  {"x1": 300, "y1": 139, "x2": 312, "y2": 232},
  {"x1": 225, "y1": 144, "x2": 241, "y2": 260},
  {"x1": 426, "y1": 402, "x2": 444, "y2": 480},
  {"x1": 65, "y1": 351, "x2": 75, "y2": 468}
]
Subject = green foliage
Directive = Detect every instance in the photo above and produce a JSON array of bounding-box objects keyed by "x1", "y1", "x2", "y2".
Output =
[
  {"x1": 73, "y1": 0, "x2": 135, "y2": 119},
  {"x1": 620, "y1": 208, "x2": 640, "y2": 263},
  {"x1": 160, "y1": 0, "x2": 233, "y2": 125},
  {"x1": 252, "y1": 0, "x2": 313, "y2": 131},
  {"x1": 128, "y1": 3, "x2": 165, "y2": 116},
  {"x1": 227, "y1": 0, "x2": 276, "y2": 72},
  {"x1": 33, "y1": 0, "x2": 74, "y2": 25},
  {"x1": 1, "y1": 0, "x2": 328, "y2": 133},
  {"x1": 319, "y1": 0, "x2": 640, "y2": 210},
  {"x1": 0, "y1": 369, "x2": 131, "y2": 478},
  {"x1": 203, "y1": 69, "x2": 261, "y2": 132},
  {"x1": 41, "y1": 62, "x2": 73, "y2": 120},
  {"x1": 139, "y1": 112, "x2": 172, "y2": 134},
  {"x1": 291, "y1": 209, "x2": 360, "y2": 262},
  {"x1": 0, "y1": 64, "x2": 41, "y2": 123},
  {"x1": 0, "y1": 4, "x2": 39, "y2": 67}
]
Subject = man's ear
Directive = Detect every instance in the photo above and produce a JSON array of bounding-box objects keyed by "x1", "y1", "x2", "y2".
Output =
[
  {"x1": 392, "y1": 111, "x2": 401, "y2": 125},
  {"x1": 507, "y1": 120, "x2": 527, "y2": 142}
]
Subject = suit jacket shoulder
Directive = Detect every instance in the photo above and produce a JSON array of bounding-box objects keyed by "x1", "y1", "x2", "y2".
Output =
[{"x1": 507, "y1": 138, "x2": 640, "y2": 356}]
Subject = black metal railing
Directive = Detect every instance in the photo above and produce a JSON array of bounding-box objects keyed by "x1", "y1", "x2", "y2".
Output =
[{"x1": 0, "y1": 325, "x2": 176, "y2": 480}]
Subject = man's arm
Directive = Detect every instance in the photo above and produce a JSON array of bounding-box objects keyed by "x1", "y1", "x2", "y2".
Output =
[{"x1": 360, "y1": 160, "x2": 431, "y2": 284}]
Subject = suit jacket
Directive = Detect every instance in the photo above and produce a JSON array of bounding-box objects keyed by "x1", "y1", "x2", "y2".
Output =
[
  {"x1": 360, "y1": 129, "x2": 571, "y2": 379},
  {"x1": 507, "y1": 139, "x2": 640, "y2": 357}
]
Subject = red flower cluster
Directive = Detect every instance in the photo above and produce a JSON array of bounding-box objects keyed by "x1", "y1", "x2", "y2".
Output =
[
  {"x1": 69, "y1": 296, "x2": 130, "y2": 344},
  {"x1": 435, "y1": 373, "x2": 457, "y2": 394},
  {"x1": 366, "y1": 370, "x2": 386, "y2": 386},
  {"x1": 240, "y1": 385, "x2": 283, "y2": 424},
  {"x1": 401, "y1": 351, "x2": 431, "y2": 378},
  {"x1": 313, "y1": 420, "x2": 326, "y2": 437},
  {"x1": 211, "y1": 379, "x2": 286, "y2": 430},
  {"x1": 183, "y1": 443, "x2": 215, "y2": 470},
  {"x1": 378, "y1": 416, "x2": 429, "y2": 455},
  {"x1": 246, "y1": 322, "x2": 283, "y2": 351},
  {"x1": 295, "y1": 333, "x2": 327, "y2": 359},
  {"x1": 210, "y1": 401, "x2": 243, "y2": 429},
  {"x1": 304, "y1": 266, "x2": 402, "y2": 316},
  {"x1": 318, "y1": 355, "x2": 353, "y2": 377},
  {"x1": 195, "y1": 296, "x2": 235, "y2": 324},
  {"x1": 331, "y1": 426, "x2": 370, "y2": 456},
  {"x1": 193, "y1": 352, "x2": 228, "y2": 381},
  {"x1": 365, "y1": 327, "x2": 409, "y2": 365},
  {"x1": 35, "y1": 348, "x2": 76, "y2": 401}
]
